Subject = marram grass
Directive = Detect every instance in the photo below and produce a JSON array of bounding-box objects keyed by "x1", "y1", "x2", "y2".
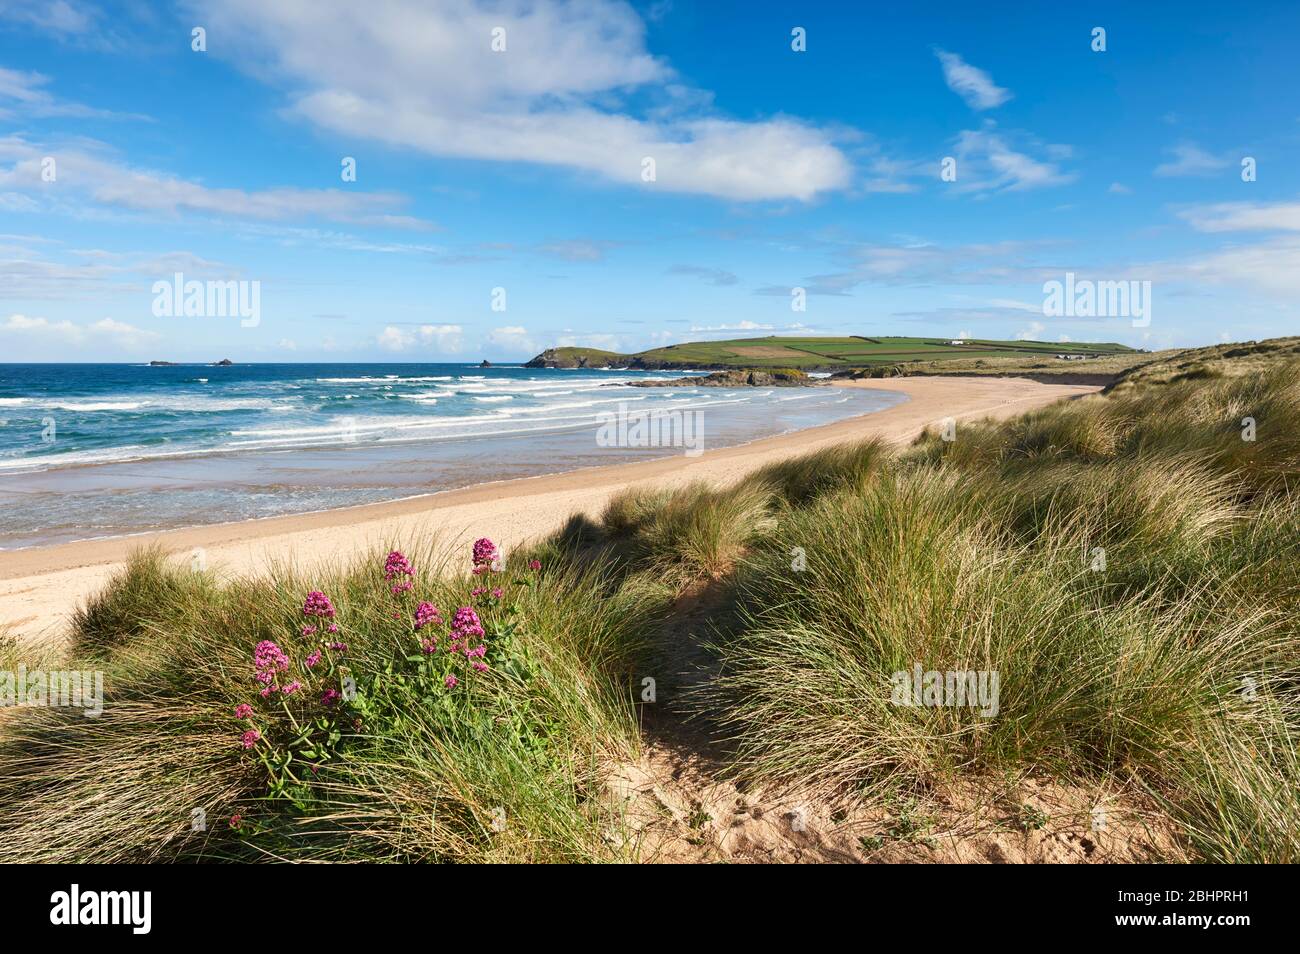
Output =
[{"x1": 1, "y1": 346, "x2": 1296, "y2": 862}]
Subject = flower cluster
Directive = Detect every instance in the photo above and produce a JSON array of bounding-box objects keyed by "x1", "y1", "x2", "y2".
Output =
[
  {"x1": 303, "y1": 591, "x2": 336, "y2": 618},
  {"x1": 254, "y1": 640, "x2": 291, "y2": 698},
  {"x1": 414, "y1": 601, "x2": 442, "y2": 630},
  {"x1": 385, "y1": 550, "x2": 415, "y2": 594},
  {"x1": 472, "y1": 537, "x2": 497, "y2": 567}
]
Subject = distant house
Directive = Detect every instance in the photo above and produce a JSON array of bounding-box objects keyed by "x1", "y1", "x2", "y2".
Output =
[
  {"x1": 1055, "y1": 353, "x2": 1088, "y2": 361},
  {"x1": 948, "y1": 339, "x2": 967, "y2": 345}
]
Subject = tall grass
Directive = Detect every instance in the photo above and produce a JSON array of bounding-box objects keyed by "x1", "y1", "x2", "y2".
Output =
[
  {"x1": 2, "y1": 345, "x2": 1296, "y2": 863},
  {"x1": 0, "y1": 542, "x2": 663, "y2": 862},
  {"x1": 579, "y1": 353, "x2": 1300, "y2": 861}
]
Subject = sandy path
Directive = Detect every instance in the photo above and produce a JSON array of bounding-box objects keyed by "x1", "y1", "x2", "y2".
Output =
[{"x1": 0, "y1": 376, "x2": 1098, "y2": 642}]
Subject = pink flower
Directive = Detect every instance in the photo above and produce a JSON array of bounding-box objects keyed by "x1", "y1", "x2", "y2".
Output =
[
  {"x1": 253, "y1": 641, "x2": 290, "y2": 690},
  {"x1": 390, "y1": 580, "x2": 414, "y2": 595},
  {"x1": 304, "y1": 650, "x2": 322, "y2": 669},
  {"x1": 414, "y1": 601, "x2": 442, "y2": 630},
  {"x1": 280, "y1": 681, "x2": 302, "y2": 696},
  {"x1": 302, "y1": 590, "x2": 336, "y2": 618},
  {"x1": 528, "y1": 558, "x2": 541, "y2": 572},
  {"x1": 420, "y1": 637, "x2": 438, "y2": 655},
  {"x1": 490, "y1": 587, "x2": 503, "y2": 600},
  {"x1": 444, "y1": 674, "x2": 458, "y2": 689},
  {"x1": 471, "y1": 661, "x2": 488, "y2": 673},
  {"x1": 327, "y1": 623, "x2": 339, "y2": 633},
  {"x1": 327, "y1": 641, "x2": 348, "y2": 653},
  {"x1": 471, "y1": 537, "x2": 498, "y2": 567},
  {"x1": 321, "y1": 688, "x2": 341, "y2": 706},
  {"x1": 240, "y1": 729, "x2": 261, "y2": 749},
  {"x1": 301, "y1": 624, "x2": 317, "y2": 637},
  {"x1": 466, "y1": 644, "x2": 486, "y2": 658},
  {"x1": 233, "y1": 703, "x2": 254, "y2": 719},
  {"x1": 471, "y1": 586, "x2": 486, "y2": 598},
  {"x1": 229, "y1": 813, "x2": 243, "y2": 830},
  {"x1": 450, "y1": 605, "x2": 484, "y2": 640},
  {"x1": 384, "y1": 550, "x2": 415, "y2": 580}
]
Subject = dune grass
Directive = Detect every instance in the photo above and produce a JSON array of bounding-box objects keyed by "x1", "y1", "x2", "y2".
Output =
[
  {"x1": 0, "y1": 542, "x2": 667, "y2": 862},
  {"x1": 567, "y1": 349, "x2": 1300, "y2": 862},
  {"x1": 0, "y1": 341, "x2": 1295, "y2": 863}
]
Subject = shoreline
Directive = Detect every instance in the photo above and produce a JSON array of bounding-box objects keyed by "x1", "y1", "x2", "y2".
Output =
[{"x1": 0, "y1": 376, "x2": 1100, "y2": 642}]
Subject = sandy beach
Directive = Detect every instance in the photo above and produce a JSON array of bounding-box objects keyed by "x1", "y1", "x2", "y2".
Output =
[{"x1": 0, "y1": 376, "x2": 1098, "y2": 643}]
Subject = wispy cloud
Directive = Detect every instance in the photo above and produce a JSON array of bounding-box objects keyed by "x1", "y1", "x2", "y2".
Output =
[
  {"x1": 1155, "y1": 142, "x2": 1233, "y2": 177},
  {"x1": 935, "y1": 49, "x2": 1011, "y2": 110},
  {"x1": 0, "y1": 135, "x2": 433, "y2": 228},
  {"x1": 951, "y1": 125, "x2": 1075, "y2": 193},
  {"x1": 668, "y1": 264, "x2": 738, "y2": 286},
  {"x1": 0, "y1": 66, "x2": 149, "y2": 120},
  {"x1": 537, "y1": 239, "x2": 622, "y2": 262},
  {"x1": 1179, "y1": 199, "x2": 1300, "y2": 232}
]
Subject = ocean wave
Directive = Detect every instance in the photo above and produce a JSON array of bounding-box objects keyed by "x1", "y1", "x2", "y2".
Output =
[
  {"x1": 50, "y1": 401, "x2": 145, "y2": 411},
  {"x1": 317, "y1": 375, "x2": 453, "y2": 384}
]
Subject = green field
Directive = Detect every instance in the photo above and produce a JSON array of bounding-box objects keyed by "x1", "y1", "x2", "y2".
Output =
[{"x1": 526, "y1": 335, "x2": 1139, "y2": 371}]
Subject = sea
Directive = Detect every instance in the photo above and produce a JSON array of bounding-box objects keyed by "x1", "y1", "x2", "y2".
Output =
[{"x1": 0, "y1": 363, "x2": 908, "y2": 549}]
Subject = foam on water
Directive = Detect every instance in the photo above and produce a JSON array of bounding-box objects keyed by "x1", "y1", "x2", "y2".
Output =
[{"x1": 0, "y1": 362, "x2": 909, "y2": 548}]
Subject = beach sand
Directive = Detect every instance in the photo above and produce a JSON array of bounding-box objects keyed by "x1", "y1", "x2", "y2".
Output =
[{"x1": 0, "y1": 376, "x2": 1099, "y2": 643}]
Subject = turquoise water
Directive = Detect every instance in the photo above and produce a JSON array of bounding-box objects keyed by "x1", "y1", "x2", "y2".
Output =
[{"x1": 0, "y1": 363, "x2": 907, "y2": 549}]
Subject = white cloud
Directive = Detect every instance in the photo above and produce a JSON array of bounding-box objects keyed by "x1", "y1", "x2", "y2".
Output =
[
  {"x1": 0, "y1": 135, "x2": 431, "y2": 228},
  {"x1": 1180, "y1": 200, "x2": 1300, "y2": 233},
  {"x1": 487, "y1": 325, "x2": 534, "y2": 352},
  {"x1": 1155, "y1": 142, "x2": 1232, "y2": 178},
  {"x1": 0, "y1": 66, "x2": 146, "y2": 120},
  {"x1": 935, "y1": 49, "x2": 1011, "y2": 110},
  {"x1": 1158, "y1": 237, "x2": 1300, "y2": 296},
  {"x1": 1108, "y1": 182, "x2": 1132, "y2": 195},
  {"x1": 187, "y1": 0, "x2": 852, "y2": 202},
  {"x1": 0, "y1": 0, "x2": 99, "y2": 36},
  {"x1": 1, "y1": 312, "x2": 158, "y2": 348},
  {"x1": 669, "y1": 264, "x2": 739, "y2": 286},
  {"x1": 537, "y1": 240, "x2": 621, "y2": 262},
  {"x1": 1015, "y1": 320, "x2": 1046, "y2": 340},
  {"x1": 952, "y1": 126, "x2": 1074, "y2": 193},
  {"x1": 377, "y1": 322, "x2": 464, "y2": 352},
  {"x1": 87, "y1": 316, "x2": 158, "y2": 348},
  {"x1": 688, "y1": 320, "x2": 772, "y2": 333}
]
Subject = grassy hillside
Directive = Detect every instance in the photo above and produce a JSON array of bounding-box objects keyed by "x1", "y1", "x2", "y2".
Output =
[
  {"x1": 527, "y1": 335, "x2": 1139, "y2": 372},
  {"x1": 1, "y1": 338, "x2": 1296, "y2": 862}
]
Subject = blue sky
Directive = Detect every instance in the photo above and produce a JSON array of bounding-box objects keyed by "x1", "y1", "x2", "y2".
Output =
[{"x1": 1, "y1": 0, "x2": 1297, "y2": 362}]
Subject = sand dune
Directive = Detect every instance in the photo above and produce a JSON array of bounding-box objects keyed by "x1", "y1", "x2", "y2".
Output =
[{"x1": 0, "y1": 376, "x2": 1098, "y2": 643}]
